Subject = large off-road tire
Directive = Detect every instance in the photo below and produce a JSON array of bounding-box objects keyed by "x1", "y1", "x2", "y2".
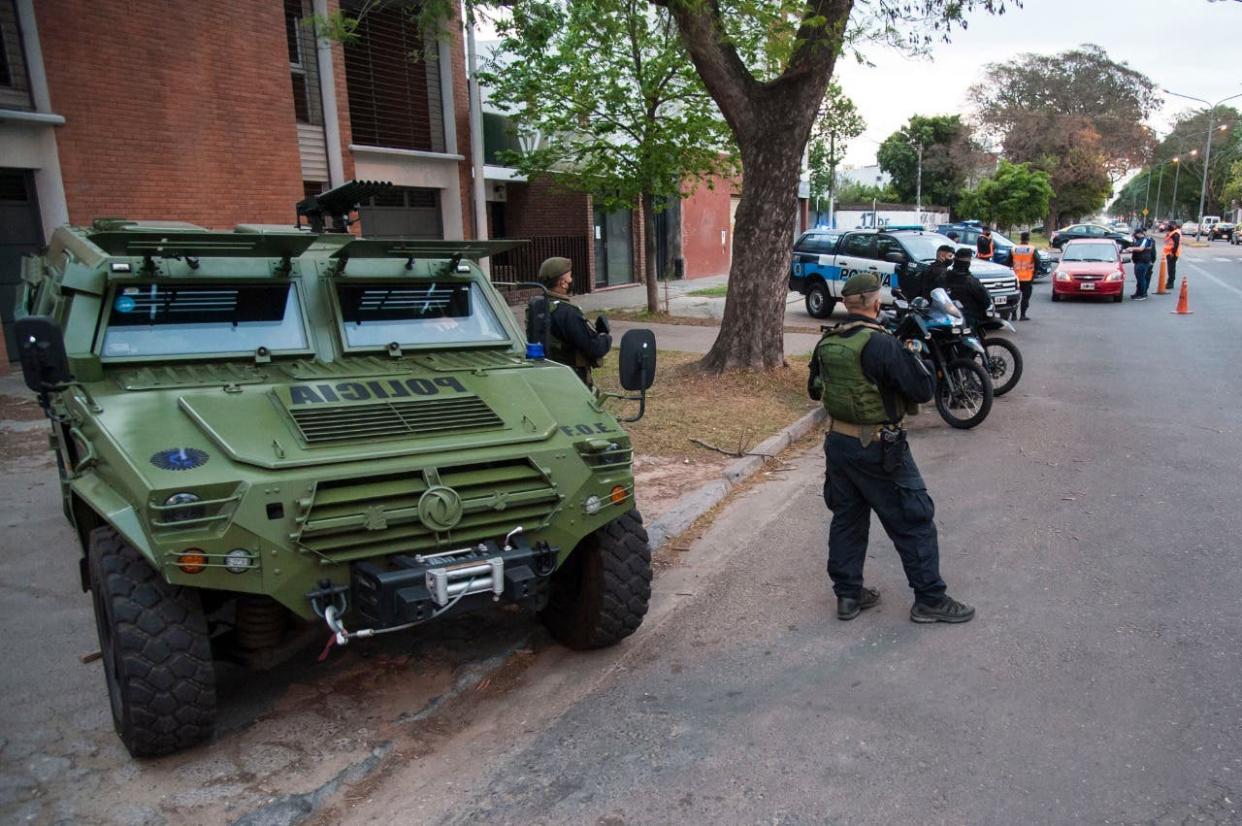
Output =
[
  {"x1": 540, "y1": 510, "x2": 652, "y2": 650},
  {"x1": 88, "y1": 526, "x2": 216, "y2": 757}
]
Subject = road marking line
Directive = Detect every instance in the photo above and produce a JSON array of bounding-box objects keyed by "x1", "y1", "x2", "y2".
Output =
[
  {"x1": 1216, "y1": 257, "x2": 1232, "y2": 263},
  {"x1": 1187, "y1": 261, "x2": 1242, "y2": 299}
]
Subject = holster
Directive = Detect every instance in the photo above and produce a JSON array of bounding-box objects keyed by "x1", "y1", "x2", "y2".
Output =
[{"x1": 879, "y1": 426, "x2": 907, "y2": 473}]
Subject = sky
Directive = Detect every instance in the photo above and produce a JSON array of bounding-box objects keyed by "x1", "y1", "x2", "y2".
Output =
[
  {"x1": 472, "y1": 0, "x2": 1241, "y2": 175},
  {"x1": 831, "y1": 0, "x2": 1242, "y2": 167}
]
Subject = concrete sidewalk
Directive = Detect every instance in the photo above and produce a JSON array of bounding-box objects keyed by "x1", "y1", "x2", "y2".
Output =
[
  {"x1": 613, "y1": 319, "x2": 821, "y2": 356},
  {"x1": 576, "y1": 275, "x2": 842, "y2": 326}
]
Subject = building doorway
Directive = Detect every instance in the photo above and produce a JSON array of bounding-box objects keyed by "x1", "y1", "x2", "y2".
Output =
[
  {"x1": 0, "y1": 169, "x2": 44, "y2": 360},
  {"x1": 593, "y1": 207, "x2": 634, "y2": 288}
]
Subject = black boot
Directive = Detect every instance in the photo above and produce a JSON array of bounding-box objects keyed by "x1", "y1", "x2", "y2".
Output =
[
  {"x1": 837, "y1": 586, "x2": 880, "y2": 621},
  {"x1": 910, "y1": 595, "x2": 975, "y2": 624}
]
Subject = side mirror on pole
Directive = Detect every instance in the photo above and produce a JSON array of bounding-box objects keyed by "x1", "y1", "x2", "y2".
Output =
[
  {"x1": 14, "y1": 316, "x2": 72, "y2": 393},
  {"x1": 615, "y1": 329, "x2": 657, "y2": 422}
]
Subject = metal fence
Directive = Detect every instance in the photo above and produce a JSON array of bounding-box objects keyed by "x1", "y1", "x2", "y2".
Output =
[{"x1": 490, "y1": 235, "x2": 591, "y2": 295}]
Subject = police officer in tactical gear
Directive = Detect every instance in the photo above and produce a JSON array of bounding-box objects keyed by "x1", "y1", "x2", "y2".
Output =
[
  {"x1": 809, "y1": 272, "x2": 975, "y2": 624},
  {"x1": 920, "y1": 244, "x2": 957, "y2": 299},
  {"x1": 540, "y1": 256, "x2": 612, "y2": 386},
  {"x1": 944, "y1": 248, "x2": 992, "y2": 328}
]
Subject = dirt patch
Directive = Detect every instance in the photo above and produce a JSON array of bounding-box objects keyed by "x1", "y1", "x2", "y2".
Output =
[
  {"x1": 0, "y1": 428, "x2": 48, "y2": 462},
  {"x1": 633, "y1": 454, "x2": 730, "y2": 522},
  {"x1": 608, "y1": 309, "x2": 821, "y2": 335},
  {"x1": 596, "y1": 350, "x2": 816, "y2": 461},
  {"x1": 0, "y1": 393, "x2": 44, "y2": 422}
]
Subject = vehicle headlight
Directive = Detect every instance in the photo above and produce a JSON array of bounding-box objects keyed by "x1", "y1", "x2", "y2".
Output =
[
  {"x1": 584, "y1": 495, "x2": 603, "y2": 515},
  {"x1": 224, "y1": 549, "x2": 255, "y2": 574},
  {"x1": 163, "y1": 492, "x2": 204, "y2": 523},
  {"x1": 1055, "y1": 270, "x2": 1072, "y2": 282}
]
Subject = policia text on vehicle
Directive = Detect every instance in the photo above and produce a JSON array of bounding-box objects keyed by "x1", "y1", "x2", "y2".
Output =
[{"x1": 808, "y1": 272, "x2": 975, "y2": 624}]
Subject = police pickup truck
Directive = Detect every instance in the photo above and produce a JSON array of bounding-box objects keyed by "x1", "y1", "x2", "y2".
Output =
[{"x1": 789, "y1": 228, "x2": 1023, "y2": 319}]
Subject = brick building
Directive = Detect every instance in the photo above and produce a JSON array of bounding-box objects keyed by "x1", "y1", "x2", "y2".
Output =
[{"x1": 0, "y1": 0, "x2": 482, "y2": 365}]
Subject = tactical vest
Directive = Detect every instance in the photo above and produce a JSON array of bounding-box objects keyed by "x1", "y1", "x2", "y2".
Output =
[
  {"x1": 1011, "y1": 244, "x2": 1036, "y2": 282},
  {"x1": 977, "y1": 235, "x2": 995, "y2": 260},
  {"x1": 815, "y1": 322, "x2": 893, "y2": 425},
  {"x1": 548, "y1": 298, "x2": 595, "y2": 383}
]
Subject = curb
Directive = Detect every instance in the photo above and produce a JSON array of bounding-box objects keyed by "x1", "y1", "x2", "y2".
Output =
[{"x1": 646, "y1": 407, "x2": 826, "y2": 549}]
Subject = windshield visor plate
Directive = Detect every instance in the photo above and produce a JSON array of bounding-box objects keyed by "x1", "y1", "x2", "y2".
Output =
[
  {"x1": 336, "y1": 282, "x2": 509, "y2": 350},
  {"x1": 101, "y1": 283, "x2": 310, "y2": 360}
]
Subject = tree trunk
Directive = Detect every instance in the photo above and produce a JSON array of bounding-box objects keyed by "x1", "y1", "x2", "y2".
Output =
[
  {"x1": 642, "y1": 192, "x2": 660, "y2": 314},
  {"x1": 699, "y1": 102, "x2": 819, "y2": 372}
]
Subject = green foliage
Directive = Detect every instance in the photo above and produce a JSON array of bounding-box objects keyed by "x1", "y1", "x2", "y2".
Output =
[
  {"x1": 834, "y1": 180, "x2": 899, "y2": 204},
  {"x1": 876, "y1": 114, "x2": 981, "y2": 213},
  {"x1": 970, "y1": 44, "x2": 1157, "y2": 225},
  {"x1": 957, "y1": 160, "x2": 1053, "y2": 229},
  {"x1": 806, "y1": 82, "x2": 865, "y2": 207},
  {"x1": 1222, "y1": 159, "x2": 1242, "y2": 208},
  {"x1": 479, "y1": 0, "x2": 737, "y2": 213},
  {"x1": 1109, "y1": 107, "x2": 1242, "y2": 219}
]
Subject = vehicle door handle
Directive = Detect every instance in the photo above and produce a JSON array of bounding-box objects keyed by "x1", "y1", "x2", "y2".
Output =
[{"x1": 867, "y1": 266, "x2": 878, "y2": 271}]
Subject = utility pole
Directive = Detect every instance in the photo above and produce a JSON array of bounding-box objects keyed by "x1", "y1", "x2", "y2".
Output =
[
  {"x1": 1143, "y1": 168, "x2": 1153, "y2": 227},
  {"x1": 1154, "y1": 163, "x2": 1164, "y2": 223},
  {"x1": 915, "y1": 143, "x2": 923, "y2": 223},
  {"x1": 1172, "y1": 157, "x2": 1183, "y2": 220}
]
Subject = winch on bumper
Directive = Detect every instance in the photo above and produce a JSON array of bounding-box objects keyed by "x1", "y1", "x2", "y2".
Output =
[{"x1": 309, "y1": 531, "x2": 559, "y2": 639}]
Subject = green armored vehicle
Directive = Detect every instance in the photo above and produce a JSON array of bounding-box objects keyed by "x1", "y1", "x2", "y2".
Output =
[{"x1": 13, "y1": 182, "x2": 657, "y2": 757}]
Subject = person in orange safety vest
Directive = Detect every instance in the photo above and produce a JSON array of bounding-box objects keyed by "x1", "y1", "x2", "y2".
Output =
[
  {"x1": 1163, "y1": 222, "x2": 1182, "y2": 289},
  {"x1": 1010, "y1": 231, "x2": 1038, "y2": 320}
]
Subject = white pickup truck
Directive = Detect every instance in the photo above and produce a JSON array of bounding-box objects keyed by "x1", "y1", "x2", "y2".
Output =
[{"x1": 789, "y1": 228, "x2": 1023, "y2": 319}]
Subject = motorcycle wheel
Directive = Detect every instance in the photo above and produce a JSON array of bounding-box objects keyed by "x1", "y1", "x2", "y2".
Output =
[
  {"x1": 935, "y1": 358, "x2": 993, "y2": 429},
  {"x1": 981, "y1": 337, "x2": 1023, "y2": 397}
]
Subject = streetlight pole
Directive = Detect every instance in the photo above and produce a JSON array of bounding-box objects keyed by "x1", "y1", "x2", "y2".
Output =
[
  {"x1": 915, "y1": 143, "x2": 923, "y2": 222},
  {"x1": 1164, "y1": 89, "x2": 1242, "y2": 240},
  {"x1": 1172, "y1": 156, "x2": 1183, "y2": 220},
  {"x1": 1143, "y1": 168, "x2": 1153, "y2": 226}
]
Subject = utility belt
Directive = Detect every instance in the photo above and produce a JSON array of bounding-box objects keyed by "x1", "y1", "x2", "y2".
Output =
[{"x1": 828, "y1": 419, "x2": 908, "y2": 472}]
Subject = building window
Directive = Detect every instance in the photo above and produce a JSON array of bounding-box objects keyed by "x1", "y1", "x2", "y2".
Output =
[
  {"x1": 342, "y1": 1, "x2": 445, "y2": 153},
  {"x1": 0, "y1": 0, "x2": 33, "y2": 111},
  {"x1": 357, "y1": 186, "x2": 443, "y2": 238},
  {"x1": 285, "y1": 0, "x2": 323, "y2": 126}
]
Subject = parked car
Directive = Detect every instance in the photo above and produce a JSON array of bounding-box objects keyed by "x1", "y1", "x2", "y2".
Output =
[
  {"x1": 936, "y1": 223, "x2": 1053, "y2": 276},
  {"x1": 1051, "y1": 239, "x2": 1126, "y2": 303},
  {"x1": 789, "y1": 229, "x2": 1022, "y2": 318},
  {"x1": 1210, "y1": 221, "x2": 1235, "y2": 241},
  {"x1": 1181, "y1": 221, "x2": 1200, "y2": 236},
  {"x1": 1049, "y1": 223, "x2": 1135, "y2": 251}
]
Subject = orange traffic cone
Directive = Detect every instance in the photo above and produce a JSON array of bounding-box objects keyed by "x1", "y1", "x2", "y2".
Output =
[
  {"x1": 1156, "y1": 258, "x2": 1169, "y2": 294},
  {"x1": 1171, "y1": 277, "x2": 1192, "y2": 314}
]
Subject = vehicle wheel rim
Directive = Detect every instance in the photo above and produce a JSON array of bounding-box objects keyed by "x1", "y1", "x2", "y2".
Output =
[
  {"x1": 987, "y1": 353, "x2": 1008, "y2": 381},
  {"x1": 809, "y1": 291, "x2": 823, "y2": 314},
  {"x1": 943, "y1": 369, "x2": 984, "y2": 416}
]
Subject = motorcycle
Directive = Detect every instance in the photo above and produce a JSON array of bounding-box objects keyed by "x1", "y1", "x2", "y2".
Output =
[
  {"x1": 974, "y1": 308, "x2": 1023, "y2": 397},
  {"x1": 887, "y1": 288, "x2": 994, "y2": 429}
]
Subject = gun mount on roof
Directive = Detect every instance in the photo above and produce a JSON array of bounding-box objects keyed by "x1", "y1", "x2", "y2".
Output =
[{"x1": 296, "y1": 179, "x2": 395, "y2": 233}]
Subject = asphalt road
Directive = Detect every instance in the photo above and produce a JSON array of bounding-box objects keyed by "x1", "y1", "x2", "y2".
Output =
[
  {"x1": 330, "y1": 242, "x2": 1242, "y2": 824},
  {"x1": 2, "y1": 241, "x2": 1242, "y2": 824}
]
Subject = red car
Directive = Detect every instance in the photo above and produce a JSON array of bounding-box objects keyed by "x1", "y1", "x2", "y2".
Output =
[{"x1": 1051, "y1": 239, "x2": 1126, "y2": 303}]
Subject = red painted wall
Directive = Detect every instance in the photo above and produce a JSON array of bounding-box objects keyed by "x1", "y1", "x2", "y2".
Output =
[{"x1": 680, "y1": 176, "x2": 736, "y2": 279}]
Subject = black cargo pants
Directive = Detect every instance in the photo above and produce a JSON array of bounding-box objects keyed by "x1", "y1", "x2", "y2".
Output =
[{"x1": 822, "y1": 432, "x2": 947, "y2": 605}]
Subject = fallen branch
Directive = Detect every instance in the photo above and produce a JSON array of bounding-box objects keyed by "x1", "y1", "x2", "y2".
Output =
[{"x1": 689, "y1": 437, "x2": 777, "y2": 459}]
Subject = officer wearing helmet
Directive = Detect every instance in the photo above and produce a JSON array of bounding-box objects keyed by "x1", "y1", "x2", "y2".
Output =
[
  {"x1": 539, "y1": 256, "x2": 612, "y2": 386},
  {"x1": 808, "y1": 272, "x2": 975, "y2": 624}
]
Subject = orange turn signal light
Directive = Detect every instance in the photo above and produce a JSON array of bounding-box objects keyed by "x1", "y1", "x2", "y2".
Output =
[
  {"x1": 610, "y1": 485, "x2": 627, "y2": 505},
  {"x1": 178, "y1": 550, "x2": 207, "y2": 574}
]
